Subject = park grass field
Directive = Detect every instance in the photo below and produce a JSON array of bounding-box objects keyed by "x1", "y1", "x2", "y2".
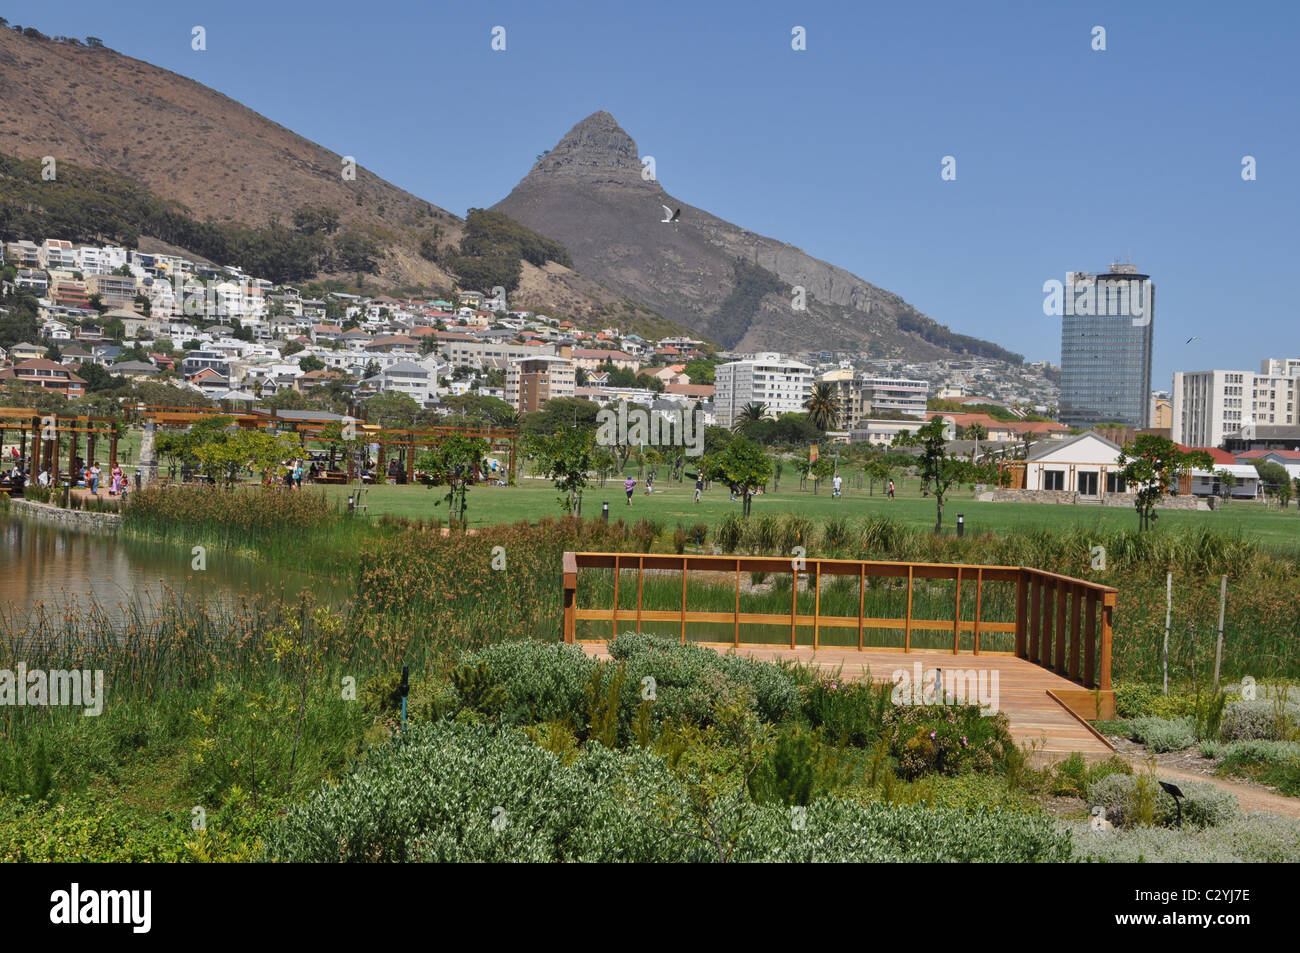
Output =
[{"x1": 320, "y1": 473, "x2": 1300, "y2": 554}]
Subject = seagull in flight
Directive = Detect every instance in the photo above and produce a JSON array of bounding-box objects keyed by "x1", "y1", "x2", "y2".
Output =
[
  {"x1": 661, "y1": 205, "x2": 680, "y2": 224},
  {"x1": 1186, "y1": 336, "x2": 1199, "y2": 344}
]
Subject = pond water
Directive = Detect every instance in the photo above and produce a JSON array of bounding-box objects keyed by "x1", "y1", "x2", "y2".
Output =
[{"x1": 0, "y1": 514, "x2": 338, "y2": 626}]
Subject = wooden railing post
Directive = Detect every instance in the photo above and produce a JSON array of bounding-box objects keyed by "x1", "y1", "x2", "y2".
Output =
[
  {"x1": 952, "y1": 566, "x2": 962, "y2": 655},
  {"x1": 562, "y1": 551, "x2": 578, "y2": 643},
  {"x1": 1029, "y1": 573, "x2": 1042, "y2": 664},
  {"x1": 904, "y1": 565, "x2": 914, "y2": 652},
  {"x1": 813, "y1": 561, "x2": 821, "y2": 650},
  {"x1": 1084, "y1": 591, "x2": 1098, "y2": 688},
  {"x1": 1069, "y1": 583, "x2": 1083, "y2": 682},
  {"x1": 973, "y1": 568, "x2": 983, "y2": 655},
  {"x1": 636, "y1": 556, "x2": 644, "y2": 634},
  {"x1": 734, "y1": 559, "x2": 741, "y2": 647},
  {"x1": 790, "y1": 562, "x2": 799, "y2": 649},
  {"x1": 1054, "y1": 577, "x2": 1068, "y2": 674},
  {"x1": 1015, "y1": 569, "x2": 1028, "y2": 659},
  {"x1": 612, "y1": 555, "x2": 620, "y2": 640},
  {"x1": 857, "y1": 563, "x2": 866, "y2": 651},
  {"x1": 1100, "y1": 592, "x2": 1115, "y2": 691},
  {"x1": 680, "y1": 556, "x2": 688, "y2": 644}
]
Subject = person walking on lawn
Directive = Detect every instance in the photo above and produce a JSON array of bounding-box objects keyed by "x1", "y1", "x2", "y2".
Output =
[{"x1": 624, "y1": 476, "x2": 637, "y2": 505}]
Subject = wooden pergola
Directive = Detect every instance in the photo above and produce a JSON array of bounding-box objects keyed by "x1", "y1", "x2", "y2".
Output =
[
  {"x1": 125, "y1": 405, "x2": 518, "y2": 484},
  {"x1": 0, "y1": 406, "x2": 122, "y2": 483}
]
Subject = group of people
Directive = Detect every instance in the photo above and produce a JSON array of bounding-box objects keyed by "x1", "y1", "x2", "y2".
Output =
[{"x1": 2, "y1": 457, "x2": 129, "y2": 497}]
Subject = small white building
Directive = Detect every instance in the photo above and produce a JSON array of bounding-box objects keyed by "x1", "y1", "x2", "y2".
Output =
[{"x1": 1023, "y1": 431, "x2": 1129, "y2": 498}]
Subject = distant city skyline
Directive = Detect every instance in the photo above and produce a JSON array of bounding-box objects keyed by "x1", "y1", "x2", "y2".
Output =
[{"x1": 24, "y1": 0, "x2": 1300, "y2": 387}]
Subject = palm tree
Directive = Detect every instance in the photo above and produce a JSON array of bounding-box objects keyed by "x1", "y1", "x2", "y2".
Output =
[
  {"x1": 967, "y1": 422, "x2": 987, "y2": 464},
  {"x1": 804, "y1": 383, "x2": 840, "y2": 431},
  {"x1": 732, "y1": 402, "x2": 768, "y2": 434}
]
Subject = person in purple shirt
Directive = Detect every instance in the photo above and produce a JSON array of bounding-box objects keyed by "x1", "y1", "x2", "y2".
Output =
[{"x1": 624, "y1": 476, "x2": 636, "y2": 505}]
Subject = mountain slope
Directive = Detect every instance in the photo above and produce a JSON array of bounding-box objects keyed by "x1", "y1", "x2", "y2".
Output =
[
  {"x1": 495, "y1": 112, "x2": 1021, "y2": 361},
  {"x1": 0, "y1": 27, "x2": 696, "y2": 339}
]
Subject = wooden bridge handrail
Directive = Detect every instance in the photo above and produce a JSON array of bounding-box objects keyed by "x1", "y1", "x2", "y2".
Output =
[{"x1": 562, "y1": 551, "x2": 1116, "y2": 692}]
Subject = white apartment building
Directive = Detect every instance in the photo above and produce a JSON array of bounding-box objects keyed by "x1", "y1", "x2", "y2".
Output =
[
  {"x1": 863, "y1": 376, "x2": 928, "y2": 417},
  {"x1": 1172, "y1": 359, "x2": 1300, "y2": 447},
  {"x1": 715, "y1": 354, "x2": 814, "y2": 428},
  {"x1": 39, "y1": 240, "x2": 77, "y2": 270},
  {"x1": 437, "y1": 339, "x2": 558, "y2": 370}
]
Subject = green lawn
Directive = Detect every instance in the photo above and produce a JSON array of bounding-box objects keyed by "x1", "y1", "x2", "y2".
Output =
[{"x1": 319, "y1": 474, "x2": 1300, "y2": 553}]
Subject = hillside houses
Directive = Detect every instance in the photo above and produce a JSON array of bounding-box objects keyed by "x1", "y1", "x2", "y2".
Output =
[{"x1": 2, "y1": 234, "x2": 721, "y2": 418}]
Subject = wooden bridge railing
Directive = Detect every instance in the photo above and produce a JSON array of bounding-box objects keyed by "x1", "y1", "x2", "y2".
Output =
[{"x1": 562, "y1": 552, "x2": 1116, "y2": 690}]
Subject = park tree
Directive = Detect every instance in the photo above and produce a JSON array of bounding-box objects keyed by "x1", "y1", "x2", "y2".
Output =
[
  {"x1": 966, "y1": 422, "x2": 987, "y2": 463},
  {"x1": 893, "y1": 418, "x2": 974, "y2": 533},
  {"x1": 1117, "y1": 435, "x2": 1213, "y2": 531},
  {"x1": 803, "y1": 383, "x2": 840, "y2": 431},
  {"x1": 525, "y1": 426, "x2": 596, "y2": 516},
  {"x1": 810, "y1": 455, "x2": 834, "y2": 494},
  {"x1": 1215, "y1": 469, "x2": 1237, "y2": 504},
  {"x1": 1253, "y1": 461, "x2": 1291, "y2": 508},
  {"x1": 865, "y1": 459, "x2": 891, "y2": 496},
  {"x1": 704, "y1": 436, "x2": 772, "y2": 517},
  {"x1": 731, "y1": 402, "x2": 767, "y2": 435},
  {"x1": 417, "y1": 434, "x2": 489, "y2": 527}
]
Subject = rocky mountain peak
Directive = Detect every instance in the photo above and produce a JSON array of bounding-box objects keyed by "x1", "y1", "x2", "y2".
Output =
[{"x1": 525, "y1": 111, "x2": 649, "y2": 186}]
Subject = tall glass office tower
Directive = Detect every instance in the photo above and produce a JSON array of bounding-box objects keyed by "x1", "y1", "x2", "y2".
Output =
[{"x1": 1059, "y1": 263, "x2": 1154, "y2": 430}]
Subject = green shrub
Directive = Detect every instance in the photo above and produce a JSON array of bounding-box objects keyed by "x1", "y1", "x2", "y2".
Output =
[
  {"x1": 1086, "y1": 774, "x2": 1237, "y2": 829},
  {"x1": 801, "y1": 672, "x2": 890, "y2": 747},
  {"x1": 265, "y1": 721, "x2": 1074, "y2": 862},
  {"x1": 748, "y1": 724, "x2": 851, "y2": 806},
  {"x1": 607, "y1": 632, "x2": 801, "y2": 728},
  {"x1": 456, "y1": 641, "x2": 597, "y2": 726},
  {"x1": 881, "y1": 704, "x2": 1014, "y2": 778},
  {"x1": 715, "y1": 513, "x2": 743, "y2": 553},
  {"x1": 1129, "y1": 716, "x2": 1197, "y2": 752},
  {"x1": 1216, "y1": 740, "x2": 1300, "y2": 796},
  {"x1": 1072, "y1": 812, "x2": 1300, "y2": 863},
  {"x1": 263, "y1": 722, "x2": 692, "y2": 862},
  {"x1": 1086, "y1": 755, "x2": 1134, "y2": 789},
  {"x1": 1050, "y1": 752, "x2": 1088, "y2": 797},
  {"x1": 1221, "y1": 699, "x2": 1300, "y2": 741}
]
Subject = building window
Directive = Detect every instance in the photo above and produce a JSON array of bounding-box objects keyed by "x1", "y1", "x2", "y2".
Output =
[
  {"x1": 1106, "y1": 473, "x2": 1127, "y2": 493},
  {"x1": 1043, "y1": 470, "x2": 1065, "y2": 491}
]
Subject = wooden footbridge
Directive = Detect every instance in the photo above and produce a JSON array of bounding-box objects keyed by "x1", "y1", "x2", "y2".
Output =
[{"x1": 563, "y1": 552, "x2": 1118, "y2": 759}]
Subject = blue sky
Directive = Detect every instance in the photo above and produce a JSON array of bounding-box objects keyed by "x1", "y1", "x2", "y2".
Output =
[{"x1": 26, "y1": 0, "x2": 1299, "y2": 385}]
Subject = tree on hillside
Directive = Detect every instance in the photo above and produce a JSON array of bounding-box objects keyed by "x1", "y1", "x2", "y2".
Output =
[
  {"x1": 893, "y1": 419, "x2": 974, "y2": 533},
  {"x1": 683, "y1": 359, "x2": 715, "y2": 385},
  {"x1": 1117, "y1": 435, "x2": 1213, "y2": 531},
  {"x1": 804, "y1": 383, "x2": 840, "y2": 431},
  {"x1": 705, "y1": 436, "x2": 772, "y2": 517},
  {"x1": 298, "y1": 355, "x2": 325, "y2": 372}
]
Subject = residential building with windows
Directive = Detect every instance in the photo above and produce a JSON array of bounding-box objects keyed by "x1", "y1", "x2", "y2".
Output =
[
  {"x1": 505, "y1": 356, "x2": 576, "y2": 412},
  {"x1": 714, "y1": 354, "x2": 814, "y2": 428},
  {"x1": 0, "y1": 358, "x2": 86, "y2": 398},
  {"x1": 1172, "y1": 358, "x2": 1300, "y2": 447}
]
